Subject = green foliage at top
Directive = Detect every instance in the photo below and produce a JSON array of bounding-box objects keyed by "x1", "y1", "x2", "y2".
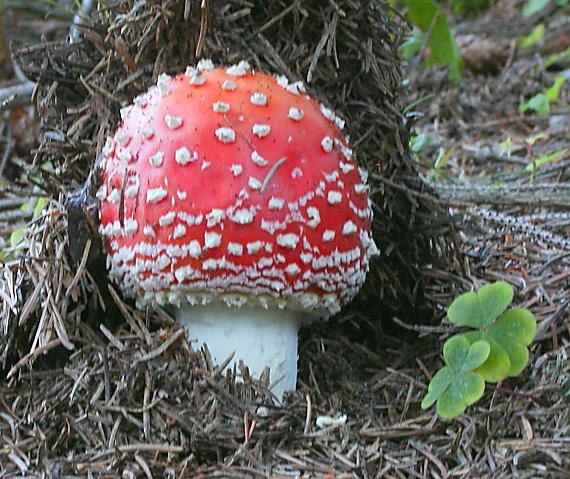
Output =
[
  {"x1": 402, "y1": 0, "x2": 463, "y2": 82},
  {"x1": 451, "y1": 0, "x2": 494, "y2": 17},
  {"x1": 422, "y1": 282, "x2": 537, "y2": 419}
]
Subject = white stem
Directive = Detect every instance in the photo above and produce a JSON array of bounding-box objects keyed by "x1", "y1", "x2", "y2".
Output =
[{"x1": 177, "y1": 302, "x2": 304, "y2": 400}]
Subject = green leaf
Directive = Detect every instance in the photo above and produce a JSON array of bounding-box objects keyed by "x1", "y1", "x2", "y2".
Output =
[
  {"x1": 10, "y1": 228, "x2": 26, "y2": 248},
  {"x1": 519, "y1": 24, "x2": 545, "y2": 49},
  {"x1": 421, "y1": 366, "x2": 454, "y2": 409},
  {"x1": 404, "y1": 0, "x2": 463, "y2": 82},
  {"x1": 545, "y1": 76, "x2": 566, "y2": 102},
  {"x1": 437, "y1": 372, "x2": 485, "y2": 419},
  {"x1": 463, "y1": 308, "x2": 537, "y2": 382},
  {"x1": 421, "y1": 337, "x2": 489, "y2": 419},
  {"x1": 522, "y1": 0, "x2": 551, "y2": 16},
  {"x1": 544, "y1": 46, "x2": 570, "y2": 69},
  {"x1": 463, "y1": 331, "x2": 511, "y2": 382},
  {"x1": 520, "y1": 93, "x2": 550, "y2": 116},
  {"x1": 525, "y1": 149, "x2": 567, "y2": 171},
  {"x1": 448, "y1": 281, "x2": 514, "y2": 328},
  {"x1": 461, "y1": 340, "x2": 491, "y2": 372},
  {"x1": 33, "y1": 198, "x2": 47, "y2": 218}
]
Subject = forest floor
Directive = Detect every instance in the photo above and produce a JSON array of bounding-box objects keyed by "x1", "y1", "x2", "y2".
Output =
[{"x1": 0, "y1": 1, "x2": 569, "y2": 477}]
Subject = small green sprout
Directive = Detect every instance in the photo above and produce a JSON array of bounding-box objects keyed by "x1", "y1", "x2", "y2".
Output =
[
  {"x1": 519, "y1": 76, "x2": 567, "y2": 117},
  {"x1": 519, "y1": 24, "x2": 545, "y2": 50},
  {"x1": 422, "y1": 281, "x2": 537, "y2": 419}
]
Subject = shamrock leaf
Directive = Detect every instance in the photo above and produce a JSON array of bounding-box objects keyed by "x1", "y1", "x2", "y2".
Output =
[
  {"x1": 462, "y1": 308, "x2": 537, "y2": 382},
  {"x1": 447, "y1": 281, "x2": 513, "y2": 328},
  {"x1": 421, "y1": 336, "x2": 489, "y2": 419}
]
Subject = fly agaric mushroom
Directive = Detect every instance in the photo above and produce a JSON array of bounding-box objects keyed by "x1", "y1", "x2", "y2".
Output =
[{"x1": 98, "y1": 60, "x2": 379, "y2": 399}]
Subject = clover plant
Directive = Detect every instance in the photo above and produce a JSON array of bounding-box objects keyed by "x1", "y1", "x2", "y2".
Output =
[{"x1": 422, "y1": 281, "x2": 537, "y2": 419}]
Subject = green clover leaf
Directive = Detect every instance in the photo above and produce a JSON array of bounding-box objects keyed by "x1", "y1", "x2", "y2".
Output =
[
  {"x1": 421, "y1": 336, "x2": 489, "y2": 419},
  {"x1": 462, "y1": 308, "x2": 537, "y2": 382},
  {"x1": 447, "y1": 281, "x2": 514, "y2": 328}
]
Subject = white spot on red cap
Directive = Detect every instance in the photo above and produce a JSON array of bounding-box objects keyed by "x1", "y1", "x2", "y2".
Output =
[
  {"x1": 322, "y1": 230, "x2": 335, "y2": 241},
  {"x1": 125, "y1": 177, "x2": 140, "y2": 197},
  {"x1": 320, "y1": 104, "x2": 335, "y2": 122},
  {"x1": 291, "y1": 167, "x2": 303, "y2": 179},
  {"x1": 339, "y1": 161, "x2": 355, "y2": 173},
  {"x1": 204, "y1": 231, "x2": 221, "y2": 249},
  {"x1": 149, "y1": 151, "x2": 164, "y2": 167},
  {"x1": 229, "y1": 208, "x2": 255, "y2": 224},
  {"x1": 215, "y1": 127, "x2": 236, "y2": 144},
  {"x1": 102, "y1": 137, "x2": 114, "y2": 156},
  {"x1": 252, "y1": 124, "x2": 270, "y2": 138},
  {"x1": 250, "y1": 92, "x2": 267, "y2": 106},
  {"x1": 288, "y1": 108, "x2": 304, "y2": 121},
  {"x1": 227, "y1": 61, "x2": 250, "y2": 76},
  {"x1": 157, "y1": 73, "x2": 171, "y2": 97},
  {"x1": 213, "y1": 101, "x2": 230, "y2": 113},
  {"x1": 247, "y1": 241, "x2": 263, "y2": 254},
  {"x1": 321, "y1": 136, "x2": 334, "y2": 152},
  {"x1": 276, "y1": 75, "x2": 288, "y2": 88},
  {"x1": 123, "y1": 218, "x2": 138, "y2": 236},
  {"x1": 188, "y1": 73, "x2": 205, "y2": 86},
  {"x1": 327, "y1": 191, "x2": 342, "y2": 204},
  {"x1": 201, "y1": 161, "x2": 211, "y2": 171},
  {"x1": 177, "y1": 190, "x2": 187, "y2": 200},
  {"x1": 188, "y1": 240, "x2": 202, "y2": 258},
  {"x1": 175, "y1": 147, "x2": 193, "y2": 165},
  {"x1": 134, "y1": 95, "x2": 148, "y2": 107},
  {"x1": 107, "y1": 188, "x2": 120, "y2": 203},
  {"x1": 251, "y1": 151, "x2": 268, "y2": 167},
  {"x1": 96, "y1": 185, "x2": 107, "y2": 201},
  {"x1": 342, "y1": 220, "x2": 357, "y2": 235},
  {"x1": 143, "y1": 225, "x2": 155, "y2": 237},
  {"x1": 306, "y1": 207, "x2": 321, "y2": 228},
  {"x1": 146, "y1": 187, "x2": 168, "y2": 203},
  {"x1": 286, "y1": 81, "x2": 305, "y2": 95},
  {"x1": 248, "y1": 177, "x2": 262, "y2": 190},
  {"x1": 354, "y1": 184, "x2": 368, "y2": 194},
  {"x1": 277, "y1": 233, "x2": 299, "y2": 249},
  {"x1": 120, "y1": 106, "x2": 132, "y2": 121},
  {"x1": 222, "y1": 79, "x2": 237, "y2": 91},
  {"x1": 268, "y1": 197, "x2": 285, "y2": 210},
  {"x1": 117, "y1": 133, "x2": 130, "y2": 147},
  {"x1": 159, "y1": 212, "x2": 175, "y2": 226},
  {"x1": 165, "y1": 115, "x2": 183, "y2": 130},
  {"x1": 197, "y1": 59, "x2": 214, "y2": 71},
  {"x1": 227, "y1": 242, "x2": 243, "y2": 256},
  {"x1": 285, "y1": 263, "x2": 301, "y2": 276},
  {"x1": 140, "y1": 127, "x2": 154, "y2": 140},
  {"x1": 172, "y1": 224, "x2": 187, "y2": 239},
  {"x1": 117, "y1": 149, "x2": 132, "y2": 162},
  {"x1": 230, "y1": 164, "x2": 243, "y2": 176},
  {"x1": 206, "y1": 209, "x2": 225, "y2": 227}
]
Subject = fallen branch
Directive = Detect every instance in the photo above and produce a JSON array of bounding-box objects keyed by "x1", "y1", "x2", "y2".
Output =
[
  {"x1": 0, "y1": 81, "x2": 35, "y2": 111},
  {"x1": 435, "y1": 183, "x2": 570, "y2": 208}
]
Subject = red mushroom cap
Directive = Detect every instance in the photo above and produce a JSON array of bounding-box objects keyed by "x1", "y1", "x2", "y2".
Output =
[{"x1": 98, "y1": 60, "x2": 378, "y2": 315}]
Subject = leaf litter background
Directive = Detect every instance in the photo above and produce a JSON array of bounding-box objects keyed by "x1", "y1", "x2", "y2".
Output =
[{"x1": 0, "y1": 0, "x2": 569, "y2": 477}]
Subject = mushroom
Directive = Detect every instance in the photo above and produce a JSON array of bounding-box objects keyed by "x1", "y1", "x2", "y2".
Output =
[{"x1": 98, "y1": 60, "x2": 379, "y2": 399}]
